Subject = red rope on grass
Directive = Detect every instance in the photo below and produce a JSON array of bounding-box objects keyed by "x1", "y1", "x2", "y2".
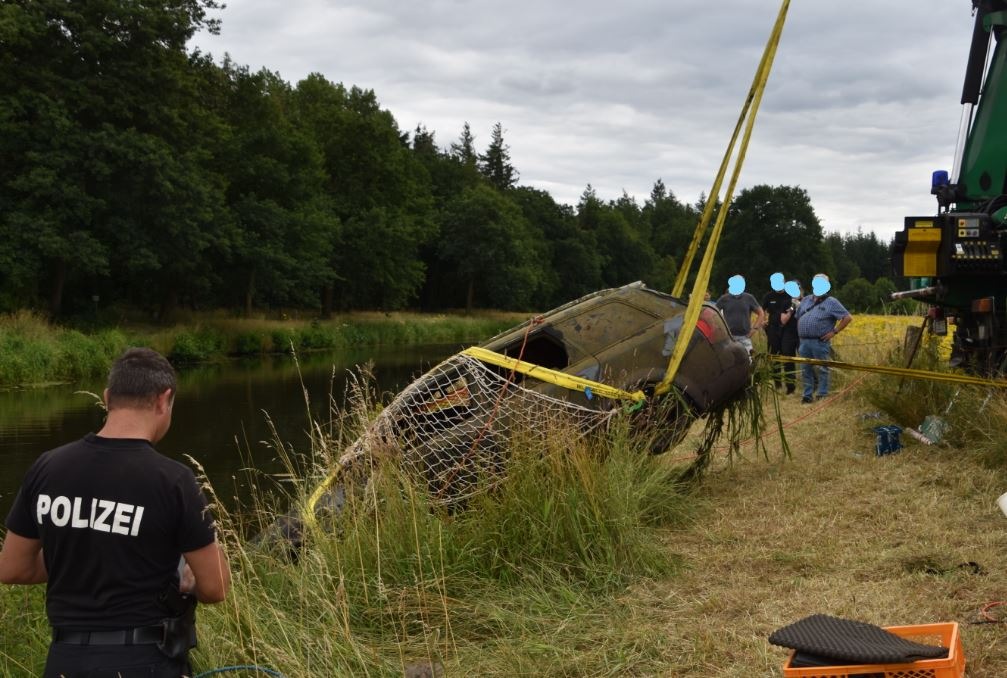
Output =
[{"x1": 980, "y1": 601, "x2": 1007, "y2": 623}]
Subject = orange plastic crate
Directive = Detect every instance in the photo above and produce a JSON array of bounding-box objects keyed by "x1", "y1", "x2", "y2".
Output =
[{"x1": 781, "y1": 622, "x2": 964, "y2": 678}]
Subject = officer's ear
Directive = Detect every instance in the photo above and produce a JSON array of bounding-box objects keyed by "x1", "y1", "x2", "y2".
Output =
[{"x1": 155, "y1": 388, "x2": 174, "y2": 415}]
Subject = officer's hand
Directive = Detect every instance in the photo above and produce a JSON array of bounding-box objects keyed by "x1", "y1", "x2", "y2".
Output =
[{"x1": 179, "y1": 563, "x2": 196, "y2": 594}]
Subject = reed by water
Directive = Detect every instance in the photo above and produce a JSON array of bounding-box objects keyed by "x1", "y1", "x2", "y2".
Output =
[{"x1": 0, "y1": 310, "x2": 521, "y2": 387}]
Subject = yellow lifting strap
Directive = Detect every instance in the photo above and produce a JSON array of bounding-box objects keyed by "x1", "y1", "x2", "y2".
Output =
[
  {"x1": 773, "y1": 354, "x2": 1007, "y2": 388},
  {"x1": 303, "y1": 466, "x2": 343, "y2": 531},
  {"x1": 656, "y1": 0, "x2": 791, "y2": 397},
  {"x1": 462, "y1": 346, "x2": 646, "y2": 402}
]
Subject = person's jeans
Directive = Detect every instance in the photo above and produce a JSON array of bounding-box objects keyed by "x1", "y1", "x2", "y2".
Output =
[
  {"x1": 732, "y1": 335, "x2": 753, "y2": 353},
  {"x1": 798, "y1": 337, "x2": 832, "y2": 399}
]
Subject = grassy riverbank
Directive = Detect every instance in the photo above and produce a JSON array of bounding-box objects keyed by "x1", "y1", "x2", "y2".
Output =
[
  {"x1": 0, "y1": 310, "x2": 523, "y2": 387},
  {"x1": 4, "y1": 317, "x2": 1007, "y2": 676},
  {"x1": 4, "y1": 384, "x2": 1006, "y2": 676}
]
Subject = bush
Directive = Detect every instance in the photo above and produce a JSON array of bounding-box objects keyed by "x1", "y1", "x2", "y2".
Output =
[
  {"x1": 234, "y1": 331, "x2": 268, "y2": 356},
  {"x1": 169, "y1": 328, "x2": 227, "y2": 363}
]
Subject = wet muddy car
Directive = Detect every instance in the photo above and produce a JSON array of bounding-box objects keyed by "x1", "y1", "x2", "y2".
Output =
[
  {"x1": 480, "y1": 281, "x2": 751, "y2": 414},
  {"x1": 360, "y1": 281, "x2": 753, "y2": 500},
  {"x1": 266, "y1": 282, "x2": 753, "y2": 549}
]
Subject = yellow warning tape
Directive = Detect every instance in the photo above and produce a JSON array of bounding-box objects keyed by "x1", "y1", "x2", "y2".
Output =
[
  {"x1": 462, "y1": 346, "x2": 646, "y2": 402},
  {"x1": 772, "y1": 354, "x2": 1007, "y2": 388}
]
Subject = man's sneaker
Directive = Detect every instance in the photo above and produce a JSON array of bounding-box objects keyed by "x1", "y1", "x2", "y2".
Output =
[{"x1": 801, "y1": 396, "x2": 814, "y2": 404}]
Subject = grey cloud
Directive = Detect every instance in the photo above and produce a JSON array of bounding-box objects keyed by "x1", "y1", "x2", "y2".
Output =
[{"x1": 192, "y1": 0, "x2": 981, "y2": 233}]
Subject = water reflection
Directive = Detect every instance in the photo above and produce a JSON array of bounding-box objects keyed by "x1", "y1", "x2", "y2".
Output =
[{"x1": 0, "y1": 345, "x2": 458, "y2": 519}]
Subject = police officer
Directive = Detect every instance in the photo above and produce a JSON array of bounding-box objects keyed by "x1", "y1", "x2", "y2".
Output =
[{"x1": 0, "y1": 347, "x2": 231, "y2": 677}]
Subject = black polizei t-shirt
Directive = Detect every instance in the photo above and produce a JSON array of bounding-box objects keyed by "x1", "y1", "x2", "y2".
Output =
[
  {"x1": 4, "y1": 434, "x2": 216, "y2": 629},
  {"x1": 761, "y1": 290, "x2": 793, "y2": 328}
]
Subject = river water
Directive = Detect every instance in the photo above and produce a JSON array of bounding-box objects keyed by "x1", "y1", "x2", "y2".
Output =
[{"x1": 0, "y1": 344, "x2": 459, "y2": 521}]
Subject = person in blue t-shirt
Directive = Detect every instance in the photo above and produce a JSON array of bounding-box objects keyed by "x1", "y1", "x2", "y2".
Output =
[{"x1": 795, "y1": 274, "x2": 853, "y2": 403}]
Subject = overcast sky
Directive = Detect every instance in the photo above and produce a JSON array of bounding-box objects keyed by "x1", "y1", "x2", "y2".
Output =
[{"x1": 191, "y1": 1, "x2": 980, "y2": 241}]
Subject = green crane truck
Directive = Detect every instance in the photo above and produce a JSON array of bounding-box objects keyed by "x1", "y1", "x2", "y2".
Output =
[{"x1": 892, "y1": 0, "x2": 1007, "y2": 374}]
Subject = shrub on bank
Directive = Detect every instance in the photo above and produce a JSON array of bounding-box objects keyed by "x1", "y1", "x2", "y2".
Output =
[
  {"x1": 168, "y1": 327, "x2": 228, "y2": 363},
  {"x1": 0, "y1": 312, "x2": 128, "y2": 385}
]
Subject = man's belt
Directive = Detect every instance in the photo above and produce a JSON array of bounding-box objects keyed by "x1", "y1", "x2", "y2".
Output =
[{"x1": 52, "y1": 625, "x2": 163, "y2": 646}]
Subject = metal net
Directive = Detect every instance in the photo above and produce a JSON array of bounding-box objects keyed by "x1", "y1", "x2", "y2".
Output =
[{"x1": 336, "y1": 352, "x2": 617, "y2": 505}]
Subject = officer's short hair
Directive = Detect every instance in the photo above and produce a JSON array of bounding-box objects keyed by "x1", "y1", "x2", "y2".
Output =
[{"x1": 106, "y1": 348, "x2": 177, "y2": 410}]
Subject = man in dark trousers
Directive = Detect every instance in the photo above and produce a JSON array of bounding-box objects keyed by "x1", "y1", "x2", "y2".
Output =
[
  {"x1": 0, "y1": 347, "x2": 231, "y2": 677},
  {"x1": 761, "y1": 272, "x2": 799, "y2": 394}
]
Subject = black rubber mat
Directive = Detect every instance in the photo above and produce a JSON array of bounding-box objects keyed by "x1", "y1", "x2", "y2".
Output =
[{"x1": 769, "y1": 614, "x2": 949, "y2": 665}]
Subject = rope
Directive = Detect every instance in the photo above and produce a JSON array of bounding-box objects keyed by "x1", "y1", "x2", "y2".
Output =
[
  {"x1": 194, "y1": 666, "x2": 285, "y2": 678},
  {"x1": 658, "y1": 0, "x2": 791, "y2": 395},
  {"x1": 979, "y1": 601, "x2": 1007, "y2": 623},
  {"x1": 768, "y1": 354, "x2": 1007, "y2": 388}
]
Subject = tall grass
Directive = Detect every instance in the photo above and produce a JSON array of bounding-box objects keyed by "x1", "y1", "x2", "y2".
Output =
[
  {"x1": 0, "y1": 312, "x2": 521, "y2": 386},
  {"x1": 0, "y1": 311, "x2": 128, "y2": 386},
  {"x1": 0, "y1": 393, "x2": 700, "y2": 675},
  {"x1": 184, "y1": 406, "x2": 698, "y2": 676},
  {"x1": 860, "y1": 333, "x2": 1007, "y2": 468}
]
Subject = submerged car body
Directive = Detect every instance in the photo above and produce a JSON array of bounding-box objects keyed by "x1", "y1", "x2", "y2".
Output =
[{"x1": 479, "y1": 281, "x2": 751, "y2": 413}]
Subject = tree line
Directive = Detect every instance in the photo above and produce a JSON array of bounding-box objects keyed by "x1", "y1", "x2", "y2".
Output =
[{"x1": 0, "y1": 0, "x2": 901, "y2": 320}]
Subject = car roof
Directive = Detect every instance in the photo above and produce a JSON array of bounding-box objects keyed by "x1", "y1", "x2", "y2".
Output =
[{"x1": 481, "y1": 282, "x2": 686, "y2": 349}]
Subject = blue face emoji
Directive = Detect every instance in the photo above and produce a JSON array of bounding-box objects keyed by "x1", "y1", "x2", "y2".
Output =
[
  {"x1": 727, "y1": 275, "x2": 746, "y2": 295},
  {"x1": 769, "y1": 272, "x2": 785, "y2": 292},
  {"x1": 784, "y1": 280, "x2": 801, "y2": 298},
  {"x1": 812, "y1": 275, "x2": 831, "y2": 296}
]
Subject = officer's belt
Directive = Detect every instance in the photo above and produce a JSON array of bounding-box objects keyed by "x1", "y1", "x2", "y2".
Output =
[{"x1": 52, "y1": 625, "x2": 163, "y2": 646}]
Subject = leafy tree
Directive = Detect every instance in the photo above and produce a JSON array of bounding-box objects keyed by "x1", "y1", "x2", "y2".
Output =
[
  {"x1": 218, "y1": 64, "x2": 336, "y2": 314},
  {"x1": 479, "y1": 122, "x2": 518, "y2": 191},
  {"x1": 714, "y1": 185, "x2": 827, "y2": 297},
  {"x1": 872, "y1": 277, "x2": 899, "y2": 312},
  {"x1": 509, "y1": 186, "x2": 598, "y2": 307},
  {"x1": 436, "y1": 184, "x2": 544, "y2": 311},
  {"x1": 577, "y1": 187, "x2": 657, "y2": 288},
  {"x1": 0, "y1": 0, "x2": 226, "y2": 316},
  {"x1": 293, "y1": 75, "x2": 435, "y2": 312},
  {"x1": 837, "y1": 277, "x2": 876, "y2": 312}
]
